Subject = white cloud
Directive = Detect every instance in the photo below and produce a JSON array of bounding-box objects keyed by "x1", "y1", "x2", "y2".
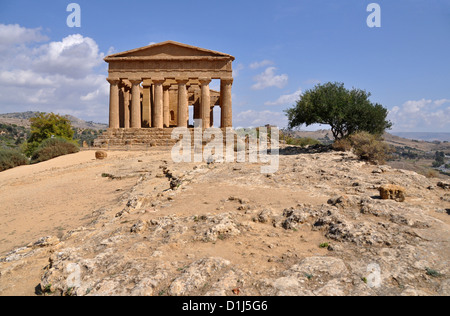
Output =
[
  {"x1": 0, "y1": 69, "x2": 54, "y2": 87},
  {"x1": 0, "y1": 24, "x2": 109, "y2": 123},
  {"x1": 81, "y1": 86, "x2": 108, "y2": 102},
  {"x1": 107, "y1": 46, "x2": 116, "y2": 56},
  {"x1": 265, "y1": 88, "x2": 302, "y2": 106},
  {"x1": 32, "y1": 34, "x2": 104, "y2": 79},
  {"x1": 233, "y1": 63, "x2": 244, "y2": 78},
  {"x1": 0, "y1": 24, "x2": 48, "y2": 49},
  {"x1": 434, "y1": 99, "x2": 450, "y2": 107},
  {"x1": 388, "y1": 98, "x2": 450, "y2": 132},
  {"x1": 249, "y1": 60, "x2": 274, "y2": 69},
  {"x1": 401, "y1": 99, "x2": 431, "y2": 114},
  {"x1": 251, "y1": 67, "x2": 288, "y2": 90},
  {"x1": 234, "y1": 109, "x2": 288, "y2": 128}
]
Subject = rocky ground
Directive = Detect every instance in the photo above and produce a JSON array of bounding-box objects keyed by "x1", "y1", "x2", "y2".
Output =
[{"x1": 0, "y1": 146, "x2": 449, "y2": 296}]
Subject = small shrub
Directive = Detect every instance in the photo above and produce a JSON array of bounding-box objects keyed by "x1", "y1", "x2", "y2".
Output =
[
  {"x1": 349, "y1": 132, "x2": 392, "y2": 164},
  {"x1": 304, "y1": 273, "x2": 313, "y2": 280},
  {"x1": 421, "y1": 169, "x2": 439, "y2": 179},
  {"x1": 334, "y1": 132, "x2": 392, "y2": 164},
  {"x1": 332, "y1": 138, "x2": 352, "y2": 152},
  {"x1": 31, "y1": 137, "x2": 79, "y2": 164},
  {"x1": 0, "y1": 148, "x2": 29, "y2": 172}
]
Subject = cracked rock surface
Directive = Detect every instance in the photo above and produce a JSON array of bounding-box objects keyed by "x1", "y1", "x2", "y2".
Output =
[{"x1": 0, "y1": 147, "x2": 449, "y2": 296}]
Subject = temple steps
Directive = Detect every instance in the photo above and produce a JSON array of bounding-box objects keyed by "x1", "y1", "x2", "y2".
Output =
[{"x1": 93, "y1": 128, "x2": 236, "y2": 149}]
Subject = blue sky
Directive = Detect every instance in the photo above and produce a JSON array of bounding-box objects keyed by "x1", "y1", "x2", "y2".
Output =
[{"x1": 0, "y1": 0, "x2": 449, "y2": 132}]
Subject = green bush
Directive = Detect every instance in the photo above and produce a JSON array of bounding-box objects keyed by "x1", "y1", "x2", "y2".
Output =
[
  {"x1": 348, "y1": 132, "x2": 392, "y2": 164},
  {"x1": 332, "y1": 131, "x2": 392, "y2": 164},
  {"x1": 31, "y1": 137, "x2": 79, "y2": 164},
  {"x1": 285, "y1": 136, "x2": 321, "y2": 147},
  {"x1": 0, "y1": 148, "x2": 29, "y2": 172}
]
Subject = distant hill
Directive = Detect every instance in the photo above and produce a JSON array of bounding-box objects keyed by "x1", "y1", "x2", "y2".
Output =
[
  {"x1": 391, "y1": 132, "x2": 450, "y2": 143},
  {"x1": 0, "y1": 111, "x2": 107, "y2": 130},
  {"x1": 285, "y1": 129, "x2": 450, "y2": 148}
]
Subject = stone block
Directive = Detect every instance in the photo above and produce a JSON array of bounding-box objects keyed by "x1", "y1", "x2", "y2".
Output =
[
  {"x1": 95, "y1": 151, "x2": 108, "y2": 160},
  {"x1": 379, "y1": 184, "x2": 406, "y2": 202}
]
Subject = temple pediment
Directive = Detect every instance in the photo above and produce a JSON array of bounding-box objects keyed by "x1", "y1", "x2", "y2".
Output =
[{"x1": 106, "y1": 41, "x2": 235, "y2": 61}]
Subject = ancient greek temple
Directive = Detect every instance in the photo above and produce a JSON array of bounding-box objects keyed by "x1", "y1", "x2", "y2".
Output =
[{"x1": 105, "y1": 41, "x2": 234, "y2": 131}]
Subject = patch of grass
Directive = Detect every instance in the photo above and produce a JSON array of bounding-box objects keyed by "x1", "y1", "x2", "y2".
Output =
[
  {"x1": 177, "y1": 265, "x2": 189, "y2": 272},
  {"x1": 319, "y1": 242, "x2": 329, "y2": 248},
  {"x1": 42, "y1": 284, "x2": 54, "y2": 295},
  {"x1": 102, "y1": 173, "x2": 122, "y2": 180},
  {"x1": 425, "y1": 267, "x2": 442, "y2": 278},
  {"x1": 65, "y1": 287, "x2": 75, "y2": 296}
]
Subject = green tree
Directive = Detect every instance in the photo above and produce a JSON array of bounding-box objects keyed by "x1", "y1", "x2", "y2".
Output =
[
  {"x1": 432, "y1": 151, "x2": 445, "y2": 168},
  {"x1": 285, "y1": 82, "x2": 392, "y2": 140},
  {"x1": 24, "y1": 113, "x2": 75, "y2": 157}
]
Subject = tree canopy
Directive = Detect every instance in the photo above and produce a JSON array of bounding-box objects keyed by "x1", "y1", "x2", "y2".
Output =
[
  {"x1": 24, "y1": 112, "x2": 75, "y2": 157},
  {"x1": 285, "y1": 82, "x2": 392, "y2": 140}
]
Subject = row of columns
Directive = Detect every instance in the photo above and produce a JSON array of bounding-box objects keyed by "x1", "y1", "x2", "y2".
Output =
[{"x1": 108, "y1": 77, "x2": 233, "y2": 129}]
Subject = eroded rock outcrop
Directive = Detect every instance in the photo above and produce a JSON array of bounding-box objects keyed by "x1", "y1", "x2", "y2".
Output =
[{"x1": 1, "y1": 149, "x2": 449, "y2": 296}]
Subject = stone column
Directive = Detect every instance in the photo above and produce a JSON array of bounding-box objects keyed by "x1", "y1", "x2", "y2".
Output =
[
  {"x1": 220, "y1": 78, "x2": 233, "y2": 128},
  {"x1": 153, "y1": 78, "x2": 165, "y2": 129},
  {"x1": 107, "y1": 78, "x2": 120, "y2": 129},
  {"x1": 129, "y1": 79, "x2": 142, "y2": 128},
  {"x1": 163, "y1": 84, "x2": 170, "y2": 128},
  {"x1": 119, "y1": 87, "x2": 125, "y2": 127},
  {"x1": 142, "y1": 82, "x2": 152, "y2": 128},
  {"x1": 123, "y1": 88, "x2": 130, "y2": 129},
  {"x1": 176, "y1": 79, "x2": 189, "y2": 127},
  {"x1": 199, "y1": 78, "x2": 211, "y2": 129},
  {"x1": 210, "y1": 106, "x2": 214, "y2": 128}
]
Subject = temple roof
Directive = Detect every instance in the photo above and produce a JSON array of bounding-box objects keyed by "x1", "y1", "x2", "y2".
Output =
[{"x1": 105, "y1": 41, "x2": 235, "y2": 61}]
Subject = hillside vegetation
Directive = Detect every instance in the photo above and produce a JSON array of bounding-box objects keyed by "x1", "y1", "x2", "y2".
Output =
[
  {"x1": 0, "y1": 112, "x2": 106, "y2": 172},
  {"x1": 0, "y1": 111, "x2": 107, "y2": 130},
  {"x1": 0, "y1": 112, "x2": 105, "y2": 150}
]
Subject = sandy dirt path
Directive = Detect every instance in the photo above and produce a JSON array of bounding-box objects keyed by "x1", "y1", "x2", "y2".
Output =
[{"x1": 0, "y1": 150, "x2": 142, "y2": 256}]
